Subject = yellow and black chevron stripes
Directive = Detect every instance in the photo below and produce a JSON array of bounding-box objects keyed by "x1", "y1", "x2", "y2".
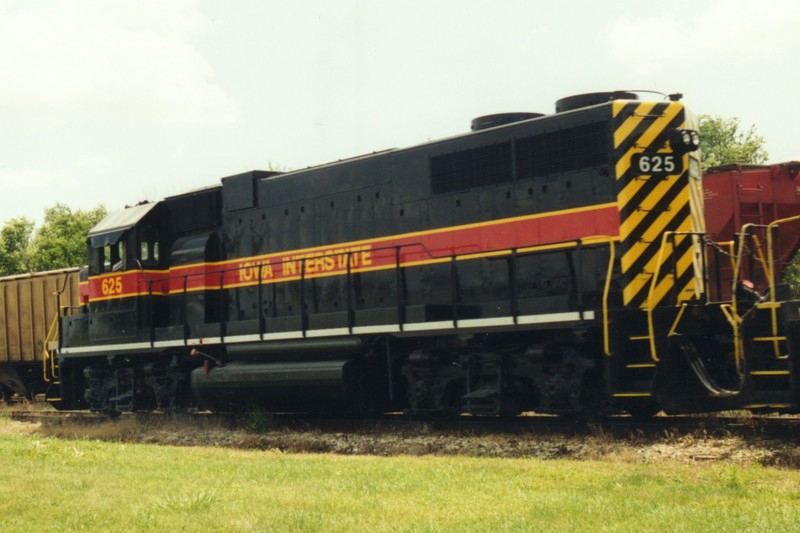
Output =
[
  {"x1": 613, "y1": 101, "x2": 684, "y2": 181},
  {"x1": 612, "y1": 100, "x2": 698, "y2": 309}
]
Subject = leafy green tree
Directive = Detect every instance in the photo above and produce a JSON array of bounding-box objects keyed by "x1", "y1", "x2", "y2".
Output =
[
  {"x1": 698, "y1": 114, "x2": 768, "y2": 170},
  {"x1": 0, "y1": 217, "x2": 35, "y2": 275},
  {"x1": 783, "y1": 262, "x2": 800, "y2": 297},
  {"x1": 29, "y1": 204, "x2": 107, "y2": 271}
]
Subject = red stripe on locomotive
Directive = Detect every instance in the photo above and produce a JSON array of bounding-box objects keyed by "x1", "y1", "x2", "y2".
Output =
[{"x1": 87, "y1": 203, "x2": 620, "y2": 302}]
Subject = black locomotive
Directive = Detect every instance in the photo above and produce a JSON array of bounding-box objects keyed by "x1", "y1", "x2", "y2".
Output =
[{"x1": 46, "y1": 91, "x2": 800, "y2": 417}]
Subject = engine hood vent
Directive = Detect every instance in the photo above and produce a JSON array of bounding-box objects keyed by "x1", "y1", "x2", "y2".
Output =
[
  {"x1": 555, "y1": 91, "x2": 639, "y2": 113},
  {"x1": 471, "y1": 112, "x2": 543, "y2": 131}
]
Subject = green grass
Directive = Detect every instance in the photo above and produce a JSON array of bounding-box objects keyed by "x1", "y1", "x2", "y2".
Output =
[{"x1": 1, "y1": 419, "x2": 800, "y2": 532}]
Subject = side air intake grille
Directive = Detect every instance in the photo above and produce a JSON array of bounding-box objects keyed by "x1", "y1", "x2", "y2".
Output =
[
  {"x1": 429, "y1": 122, "x2": 610, "y2": 194},
  {"x1": 431, "y1": 142, "x2": 512, "y2": 194},
  {"x1": 516, "y1": 122, "x2": 610, "y2": 179}
]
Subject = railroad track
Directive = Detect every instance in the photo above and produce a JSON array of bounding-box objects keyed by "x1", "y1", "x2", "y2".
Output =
[{"x1": 8, "y1": 409, "x2": 800, "y2": 441}]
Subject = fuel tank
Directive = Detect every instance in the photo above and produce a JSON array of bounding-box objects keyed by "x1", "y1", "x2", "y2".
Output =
[{"x1": 190, "y1": 359, "x2": 369, "y2": 412}]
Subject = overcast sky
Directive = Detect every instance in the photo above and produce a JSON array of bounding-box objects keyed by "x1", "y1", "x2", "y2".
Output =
[{"x1": 2, "y1": 0, "x2": 799, "y2": 224}]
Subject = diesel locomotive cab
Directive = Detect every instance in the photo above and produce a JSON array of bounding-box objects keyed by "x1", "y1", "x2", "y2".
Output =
[
  {"x1": 57, "y1": 186, "x2": 226, "y2": 412},
  {"x1": 63, "y1": 202, "x2": 161, "y2": 347},
  {"x1": 58, "y1": 201, "x2": 174, "y2": 412}
]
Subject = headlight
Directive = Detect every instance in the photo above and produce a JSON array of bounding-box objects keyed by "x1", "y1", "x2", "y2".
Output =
[{"x1": 669, "y1": 128, "x2": 700, "y2": 153}]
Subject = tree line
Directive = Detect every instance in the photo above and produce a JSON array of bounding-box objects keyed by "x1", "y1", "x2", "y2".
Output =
[
  {"x1": 698, "y1": 114, "x2": 767, "y2": 169},
  {"x1": 0, "y1": 204, "x2": 106, "y2": 276},
  {"x1": 0, "y1": 114, "x2": 775, "y2": 277}
]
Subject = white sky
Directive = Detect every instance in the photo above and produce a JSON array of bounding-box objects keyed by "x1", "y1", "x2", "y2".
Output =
[{"x1": 2, "y1": 0, "x2": 799, "y2": 224}]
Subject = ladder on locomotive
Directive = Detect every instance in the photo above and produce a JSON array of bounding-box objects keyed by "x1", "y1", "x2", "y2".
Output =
[
  {"x1": 732, "y1": 220, "x2": 800, "y2": 410},
  {"x1": 610, "y1": 232, "x2": 702, "y2": 405},
  {"x1": 742, "y1": 301, "x2": 796, "y2": 409}
]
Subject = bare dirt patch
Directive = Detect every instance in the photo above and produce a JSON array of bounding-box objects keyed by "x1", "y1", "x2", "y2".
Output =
[
  {"x1": 0, "y1": 418, "x2": 40, "y2": 437},
  {"x1": 9, "y1": 412, "x2": 799, "y2": 469}
]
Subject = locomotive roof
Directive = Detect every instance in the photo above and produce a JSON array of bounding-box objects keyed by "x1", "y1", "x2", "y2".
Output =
[
  {"x1": 255, "y1": 99, "x2": 634, "y2": 185},
  {"x1": 97, "y1": 96, "x2": 665, "y2": 213},
  {"x1": 87, "y1": 201, "x2": 159, "y2": 246}
]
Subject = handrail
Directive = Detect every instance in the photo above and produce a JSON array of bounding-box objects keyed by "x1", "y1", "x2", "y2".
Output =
[
  {"x1": 645, "y1": 232, "x2": 674, "y2": 363},
  {"x1": 257, "y1": 260, "x2": 265, "y2": 338},
  {"x1": 704, "y1": 239, "x2": 735, "y2": 303},
  {"x1": 765, "y1": 213, "x2": 800, "y2": 304},
  {"x1": 645, "y1": 231, "x2": 703, "y2": 362},
  {"x1": 136, "y1": 237, "x2": 621, "y2": 290},
  {"x1": 719, "y1": 303, "x2": 744, "y2": 374},
  {"x1": 346, "y1": 250, "x2": 355, "y2": 332},
  {"x1": 726, "y1": 224, "x2": 770, "y2": 365},
  {"x1": 300, "y1": 257, "x2": 308, "y2": 337},
  {"x1": 762, "y1": 214, "x2": 800, "y2": 359},
  {"x1": 751, "y1": 234, "x2": 769, "y2": 284},
  {"x1": 576, "y1": 236, "x2": 616, "y2": 357},
  {"x1": 394, "y1": 247, "x2": 405, "y2": 330},
  {"x1": 730, "y1": 223, "x2": 771, "y2": 316},
  {"x1": 600, "y1": 237, "x2": 617, "y2": 357},
  {"x1": 135, "y1": 236, "x2": 619, "y2": 348},
  {"x1": 725, "y1": 216, "x2": 800, "y2": 364}
]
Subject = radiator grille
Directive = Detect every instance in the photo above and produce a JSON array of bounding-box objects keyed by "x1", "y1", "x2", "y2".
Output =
[
  {"x1": 431, "y1": 142, "x2": 512, "y2": 194},
  {"x1": 516, "y1": 122, "x2": 609, "y2": 180},
  {"x1": 430, "y1": 122, "x2": 610, "y2": 194}
]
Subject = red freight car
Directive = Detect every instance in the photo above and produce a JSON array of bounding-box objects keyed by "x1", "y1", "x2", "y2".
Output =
[{"x1": 702, "y1": 162, "x2": 800, "y2": 301}]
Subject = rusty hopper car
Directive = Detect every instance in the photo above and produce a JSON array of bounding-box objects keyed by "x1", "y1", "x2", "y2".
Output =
[{"x1": 0, "y1": 268, "x2": 80, "y2": 399}]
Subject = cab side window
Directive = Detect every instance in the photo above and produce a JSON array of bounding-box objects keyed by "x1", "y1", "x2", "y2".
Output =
[
  {"x1": 139, "y1": 241, "x2": 160, "y2": 265},
  {"x1": 90, "y1": 240, "x2": 125, "y2": 274},
  {"x1": 139, "y1": 229, "x2": 160, "y2": 267},
  {"x1": 104, "y1": 241, "x2": 125, "y2": 272}
]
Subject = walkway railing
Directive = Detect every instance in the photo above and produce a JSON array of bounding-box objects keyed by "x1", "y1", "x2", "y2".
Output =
[{"x1": 138, "y1": 236, "x2": 619, "y2": 350}]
